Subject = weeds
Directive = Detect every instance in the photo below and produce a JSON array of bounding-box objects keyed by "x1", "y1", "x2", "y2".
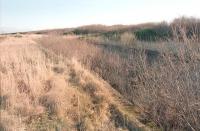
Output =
[{"x1": 38, "y1": 32, "x2": 200, "y2": 130}]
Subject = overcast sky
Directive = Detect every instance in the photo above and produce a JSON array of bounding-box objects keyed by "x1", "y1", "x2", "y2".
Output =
[{"x1": 0, "y1": 0, "x2": 200, "y2": 33}]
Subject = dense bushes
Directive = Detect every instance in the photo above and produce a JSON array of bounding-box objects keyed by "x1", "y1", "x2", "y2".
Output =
[
  {"x1": 38, "y1": 17, "x2": 200, "y2": 130},
  {"x1": 134, "y1": 23, "x2": 172, "y2": 41},
  {"x1": 129, "y1": 17, "x2": 200, "y2": 42},
  {"x1": 171, "y1": 17, "x2": 200, "y2": 42},
  {"x1": 71, "y1": 17, "x2": 200, "y2": 42},
  {"x1": 135, "y1": 28, "x2": 158, "y2": 41},
  {"x1": 39, "y1": 35, "x2": 200, "y2": 130},
  {"x1": 86, "y1": 42, "x2": 200, "y2": 131}
]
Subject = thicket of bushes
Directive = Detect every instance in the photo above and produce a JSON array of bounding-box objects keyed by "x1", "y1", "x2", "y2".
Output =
[
  {"x1": 71, "y1": 17, "x2": 200, "y2": 42},
  {"x1": 38, "y1": 34, "x2": 200, "y2": 130},
  {"x1": 134, "y1": 23, "x2": 172, "y2": 41},
  {"x1": 38, "y1": 17, "x2": 200, "y2": 131},
  {"x1": 87, "y1": 43, "x2": 200, "y2": 131},
  {"x1": 171, "y1": 17, "x2": 200, "y2": 42}
]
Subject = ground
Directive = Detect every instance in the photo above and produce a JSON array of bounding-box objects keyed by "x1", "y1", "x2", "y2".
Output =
[{"x1": 0, "y1": 35, "x2": 151, "y2": 131}]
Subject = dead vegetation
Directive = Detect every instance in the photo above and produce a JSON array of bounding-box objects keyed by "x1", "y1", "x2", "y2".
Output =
[
  {"x1": 0, "y1": 36, "x2": 6, "y2": 43},
  {"x1": 0, "y1": 36, "x2": 148, "y2": 131},
  {"x1": 1, "y1": 17, "x2": 200, "y2": 131},
  {"x1": 37, "y1": 30, "x2": 200, "y2": 130}
]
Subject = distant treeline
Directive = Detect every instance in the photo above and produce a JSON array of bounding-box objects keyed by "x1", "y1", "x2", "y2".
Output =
[{"x1": 69, "y1": 17, "x2": 200, "y2": 42}]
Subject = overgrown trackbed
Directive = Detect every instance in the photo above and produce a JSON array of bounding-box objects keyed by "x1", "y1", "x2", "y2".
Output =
[{"x1": 0, "y1": 35, "x2": 152, "y2": 131}]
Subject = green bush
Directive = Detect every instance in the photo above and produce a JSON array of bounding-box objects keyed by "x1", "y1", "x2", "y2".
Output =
[{"x1": 135, "y1": 26, "x2": 172, "y2": 41}]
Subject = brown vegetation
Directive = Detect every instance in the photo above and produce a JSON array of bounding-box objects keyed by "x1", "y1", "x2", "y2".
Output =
[
  {"x1": 1, "y1": 17, "x2": 200, "y2": 131},
  {"x1": 0, "y1": 36, "x2": 6, "y2": 43},
  {"x1": 37, "y1": 30, "x2": 200, "y2": 130},
  {"x1": 0, "y1": 36, "x2": 149, "y2": 130}
]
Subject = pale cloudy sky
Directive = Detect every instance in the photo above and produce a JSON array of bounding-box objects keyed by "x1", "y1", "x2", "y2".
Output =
[{"x1": 0, "y1": 0, "x2": 200, "y2": 33}]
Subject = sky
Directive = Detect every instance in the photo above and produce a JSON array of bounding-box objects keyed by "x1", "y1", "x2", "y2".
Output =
[{"x1": 0, "y1": 0, "x2": 200, "y2": 33}]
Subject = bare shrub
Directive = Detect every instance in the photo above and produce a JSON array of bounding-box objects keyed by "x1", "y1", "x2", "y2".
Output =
[{"x1": 171, "y1": 17, "x2": 200, "y2": 42}]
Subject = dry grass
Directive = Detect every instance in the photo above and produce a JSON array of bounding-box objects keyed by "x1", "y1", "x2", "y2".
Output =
[
  {"x1": 0, "y1": 36, "x2": 148, "y2": 131},
  {"x1": 120, "y1": 32, "x2": 136, "y2": 46},
  {"x1": 3, "y1": 33, "x2": 198, "y2": 130},
  {"x1": 0, "y1": 36, "x2": 6, "y2": 43},
  {"x1": 0, "y1": 38, "x2": 64, "y2": 130},
  {"x1": 36, "y1": 36, "x2": 101, "y2": 62},
  {"x1": 38, "y1": 34, "x2": 200, "y2": 131}
]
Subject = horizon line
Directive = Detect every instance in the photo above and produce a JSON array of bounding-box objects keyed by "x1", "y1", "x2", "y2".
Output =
[{"x1": 1, "y1": 16, "x2": 199, "y2": 34}]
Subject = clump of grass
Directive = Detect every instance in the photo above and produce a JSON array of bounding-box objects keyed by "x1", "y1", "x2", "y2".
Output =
[
  {"x1": 120, "y1": 32, "x2": 136, "y2": 46},
  {"x1": 0, "y1": 36, "x2": 6, "y2": 43}
]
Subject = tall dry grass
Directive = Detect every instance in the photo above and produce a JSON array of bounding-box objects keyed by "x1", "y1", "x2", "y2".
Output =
[
  {"x1": 0, "y1": 37, "x2": 127, "y2": 131},
  {"x1": 38, "y1": 34, "x2": 200, "y2": 130},
  {"x1": 0, "y1": 36, "x2": 6, "y2": 43}
]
